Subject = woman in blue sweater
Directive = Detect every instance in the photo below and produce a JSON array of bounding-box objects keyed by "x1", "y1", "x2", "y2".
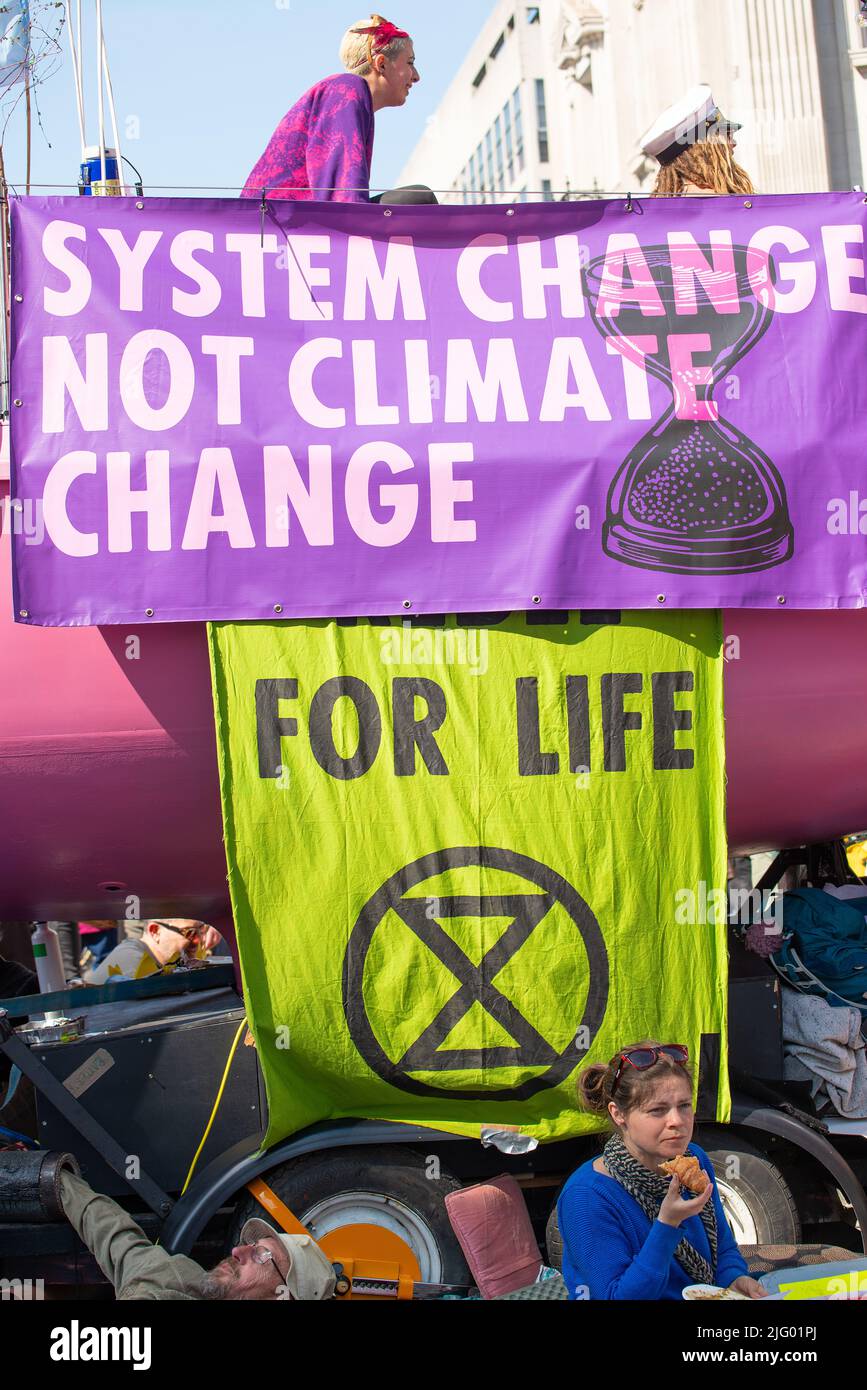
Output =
[{"x1": 557, "y1": 1042, "x2": 768, "y2": 1300}]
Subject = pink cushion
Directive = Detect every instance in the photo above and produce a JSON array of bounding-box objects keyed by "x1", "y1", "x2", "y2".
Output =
[{"x1": 445, "y1": 1175, "x2": 542, "y2": 1298}]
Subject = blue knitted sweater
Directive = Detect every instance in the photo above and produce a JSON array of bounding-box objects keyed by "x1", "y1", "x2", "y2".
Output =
[{"x1": 557, "y1": 1143, "x2": 749, "y2": 1300}]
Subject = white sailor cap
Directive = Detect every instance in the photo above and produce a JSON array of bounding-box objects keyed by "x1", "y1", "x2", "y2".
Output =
[{"x1": 640, "y1": 84, "x2": 742, "y2": 165}]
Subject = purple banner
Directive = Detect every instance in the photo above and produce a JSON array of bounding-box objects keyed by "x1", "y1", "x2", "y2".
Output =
[{"x1": 9, "y1": 192, "x2": 867, "y2": 625}]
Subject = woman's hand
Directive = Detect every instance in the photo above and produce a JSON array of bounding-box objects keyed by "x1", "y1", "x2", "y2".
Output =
[
  {"x1": 728, "y1": 1275, "x2": 768, "y2": 1299},
  {"x1": 658, "y1": 1174, "x2": 713, "y2": 1228}
]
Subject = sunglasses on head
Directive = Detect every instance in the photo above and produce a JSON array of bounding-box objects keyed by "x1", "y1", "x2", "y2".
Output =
[{"x1": 609, "y1": 1044, "x2": 689, "y2": 1097}]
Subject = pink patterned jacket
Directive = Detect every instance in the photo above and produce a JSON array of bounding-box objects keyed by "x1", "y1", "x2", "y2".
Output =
[{"x1": 242, "y1": 73, "x2": 375, "y2": 202}]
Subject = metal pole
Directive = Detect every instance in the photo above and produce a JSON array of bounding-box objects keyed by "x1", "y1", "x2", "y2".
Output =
[
  {"x1": 95, "y1": 0, "x2": 106, "y2": 185},
  {"x1": 100, "y1": 18, "x2": 123, "y2": 193},
  {"x1": 65, "y1": 1, "x2": 86, "y2": 155}
]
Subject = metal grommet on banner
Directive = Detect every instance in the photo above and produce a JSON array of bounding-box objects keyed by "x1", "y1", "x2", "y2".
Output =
[
  {"x1": 259, "y1": 189, "x2": 269, "y2": 248},
  {"x1": 19, "y1": 609, "x2": 28, "y2": 619},
  {"x1": 145, "y1": 608, "x2": 154, "y2": 617},
  {"x1": 402, "y1": 599, "x2": 412, "y2": 609},
  {"x1": 744, "y1": 200, "x2": 752, "y2": 208},
  {"x1": 13, "y1": 293, "x2": 22, "y2": 302},
  {"x1": 506, "y1": 208, "x2": 515, "y2": 216},
  {"x1": 273, "y1": 605, "x2": 283, "y2": 614},
  {"x1": 532, "y1": 595, "x2": 542, "y2": 605},
  {"x1": 656, "y1": 594, "x2": 666, "y2": 604},
  {"x1": 135, "y1": 201, "x2": 143, "y2": 210},
  {"x1": 383, "y1": 209, "x2": 393, "y2": 217},
  {"x1": 13, "y1": 399, "x2": 22, "y2": 407},
  {"x1": 777, "y1": 595, "x2": 787, "y2": 605}
]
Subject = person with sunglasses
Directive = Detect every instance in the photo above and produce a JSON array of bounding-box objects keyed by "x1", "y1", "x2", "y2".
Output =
[
  {"x1": 556, "y1": 1041, "x2": 767, "y2": 1300},
  {"x1": 86, "y1": 918, "x2": 207, "y2": 985}
]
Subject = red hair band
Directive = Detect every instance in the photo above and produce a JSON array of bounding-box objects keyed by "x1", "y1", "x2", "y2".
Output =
[{"x1": 352, "y1": 20, "x2": 410, "y2": 52}]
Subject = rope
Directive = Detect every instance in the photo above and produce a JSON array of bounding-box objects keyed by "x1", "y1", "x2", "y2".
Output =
[
  {"x1": 179, "y1": 1018, "x2": 247, "y2": 1196},
  {"x1": 1, "y1": 181, "x2": 650, "y2": 197}
]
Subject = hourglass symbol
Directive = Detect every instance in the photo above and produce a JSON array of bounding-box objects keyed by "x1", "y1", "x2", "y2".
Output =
[{"x1": 584, "y1": 242, "x2": 793, "y2": 575}]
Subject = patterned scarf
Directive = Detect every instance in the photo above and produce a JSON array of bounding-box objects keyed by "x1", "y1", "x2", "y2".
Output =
[{"x1": 602, "y1": 1135, "x2": 717, "y2": 1286}]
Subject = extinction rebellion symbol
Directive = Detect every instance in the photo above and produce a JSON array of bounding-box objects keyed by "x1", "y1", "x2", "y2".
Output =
[{"x1": 342, "y1": 846, "x2": 609, "y2": 1101}]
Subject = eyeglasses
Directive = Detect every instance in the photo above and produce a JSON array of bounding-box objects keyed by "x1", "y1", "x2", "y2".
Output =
[
  {"x1": 249, "y1": 1241, "x2": 287, "y2": 1281},
  {"x1": 250, "y1": 1242, "x2": 276, "y2": 1267},
  {"x1": 153, "y1": 921, "x2": 201, "y2": 943},
  {"x1": 610, "y1": 1044, "x2": 689, "y2": 1097}
]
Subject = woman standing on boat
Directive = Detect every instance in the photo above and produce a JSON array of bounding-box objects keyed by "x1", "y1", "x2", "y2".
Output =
[{"x1": 243, "y1": 14, "x2": 434, "y2": 204}]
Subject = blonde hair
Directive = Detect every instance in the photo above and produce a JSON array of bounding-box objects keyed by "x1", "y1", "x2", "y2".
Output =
[
  {"x1": 340, "y1": 14, "x2": 411, "y2": 77},
  {"x1": 652, "y1": 138, "x2": 755, "y2": 197}
]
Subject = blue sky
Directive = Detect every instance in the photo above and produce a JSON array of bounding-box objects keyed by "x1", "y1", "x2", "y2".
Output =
[{"x1": 3, "y1": 0, "x2": 496, "y2": 195}]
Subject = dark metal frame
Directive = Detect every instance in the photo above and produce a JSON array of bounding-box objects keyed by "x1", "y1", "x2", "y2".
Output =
[
  {"x1": 0, "y1": 1008, "x2": 172, "y2": 1216},
  {"x1": 0, "y1": 964, "x2": 237, "y2": 1220}
]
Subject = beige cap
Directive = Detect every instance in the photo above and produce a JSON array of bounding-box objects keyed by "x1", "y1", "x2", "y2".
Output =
[{"x1": 240, "y1": 1218, "x2": 336, "y2": 1301}]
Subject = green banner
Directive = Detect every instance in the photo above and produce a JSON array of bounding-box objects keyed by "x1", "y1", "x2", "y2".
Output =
[{"x1": 208, "y1": 611, "x2": 728, "y2": 1147}]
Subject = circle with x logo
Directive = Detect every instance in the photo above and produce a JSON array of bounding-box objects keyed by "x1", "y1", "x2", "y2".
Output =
[{"x1": 342, "y1": 846, "x2": 609, "y2": 1101}]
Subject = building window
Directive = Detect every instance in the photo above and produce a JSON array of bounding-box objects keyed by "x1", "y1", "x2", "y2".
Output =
[
  {"x1": 494, "y1": 113, "x2": 506, "y2": 190},
  {"x1": 485, "y1": 129, "x2": 497, "y2": 199},
  {"x1": 472, "y1": 63, "x2": 487, "y2": 89},
  {"x1": 475, "y1": 141, "x2": 487, "y2": 201},
  {"x1": 508, "y1": 14, "x2": 515, "y2": 30},
  {"x1": 535, "y1": 78, "x2": 550, "y2": 163},
  {"x1": 542, "y1": 179, "x2": 553, "y2": 201},
  {"x1": 526, "y1": 6, "x2": 541, "y2": 23},
  {"x1": 490, "y1": 32, "x2": 505, "y2": 59},
  {"x1": 503, "y1": 99, "x2": 515, "y2": 182},
  {"x1": 512, "y1": 87, "x2": 525, "y2": 171}
]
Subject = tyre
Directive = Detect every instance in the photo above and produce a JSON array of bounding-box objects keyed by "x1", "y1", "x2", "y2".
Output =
[
  {"x1": 228, "y1": 1146, "x2": 470, "y2": 1285},
  {"x1": 697, "y1": 1131, "x2": 801, "y2": 1245},
  {"x1": 545, "y1": 1203, "x2": 564, "y2": 1271}
]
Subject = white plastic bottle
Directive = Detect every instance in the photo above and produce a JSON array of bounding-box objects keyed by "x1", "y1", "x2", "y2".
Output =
[{"x1": 31, "y1": 922, "x2": 66, "y2": 1021}]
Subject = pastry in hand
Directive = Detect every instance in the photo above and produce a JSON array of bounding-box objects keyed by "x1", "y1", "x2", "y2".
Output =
[{"x1": 659, "y1": 1153, "x2": 709, "y2": 1194}]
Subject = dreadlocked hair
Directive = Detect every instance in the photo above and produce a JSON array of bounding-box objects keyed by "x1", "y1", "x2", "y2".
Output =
[
  {"x1": 652, "y1": 138, "x2": 755, "y2": 197},
  {"x1": 340, "y1": 15, "x2": 411, "y2": 76}
]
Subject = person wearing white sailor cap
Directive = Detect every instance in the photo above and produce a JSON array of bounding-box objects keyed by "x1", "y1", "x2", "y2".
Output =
[{"x1": 640, "y1": 83, "x2": 755, "y2": 198}]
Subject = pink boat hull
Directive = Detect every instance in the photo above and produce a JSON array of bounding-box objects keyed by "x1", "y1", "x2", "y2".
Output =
[{"x1": 1, "y1": 483, "x2": 865, "y2": 920}]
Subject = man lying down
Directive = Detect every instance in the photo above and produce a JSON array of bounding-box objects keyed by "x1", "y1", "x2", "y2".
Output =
[{"x1": 59, "y1": 1163, "x2": 335, "y2": 1300}]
